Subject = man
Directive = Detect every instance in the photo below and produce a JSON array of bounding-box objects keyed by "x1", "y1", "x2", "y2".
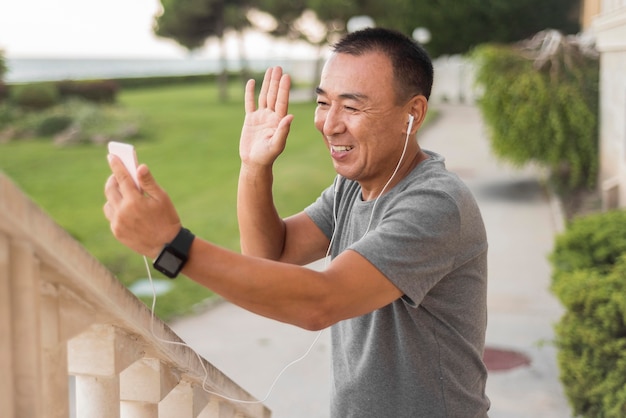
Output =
[{"x1": 104, "y1": 27, "x2": 490, "y2": 417}]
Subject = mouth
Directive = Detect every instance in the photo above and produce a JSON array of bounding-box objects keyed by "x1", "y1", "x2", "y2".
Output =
[{"x1": 330, "y1": 145, "x2": 354, "y2": 152}]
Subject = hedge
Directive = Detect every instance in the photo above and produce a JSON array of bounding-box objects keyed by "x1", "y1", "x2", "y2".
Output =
[{"x1": 550, "y1": 210, "x2": 626, "y2": 417}]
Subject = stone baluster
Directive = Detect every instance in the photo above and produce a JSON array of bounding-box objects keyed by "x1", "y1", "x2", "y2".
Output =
[
  {"x1": 68, "y1": 324, "x2": 143, "y2": 418},
  {"x1": 120, "y1": 357, "x2": 179, "y2": 417}
]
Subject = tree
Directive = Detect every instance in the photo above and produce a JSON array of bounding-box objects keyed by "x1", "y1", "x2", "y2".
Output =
[
  {"x1": 0, "y1": 49, "x2": 7, "y2": 101},
  {"x1": 155, "y1": 0, "x2": 226, "y2": 50},
  {"x1": 377, "y1": 0, "x2": 581, "y2": 57},
  {"x1": 298, "y1": 0, "x2": 580, "y2": 57},
  {"x1": 155, "y1": 0, "x2": 253, "y2": 100}
]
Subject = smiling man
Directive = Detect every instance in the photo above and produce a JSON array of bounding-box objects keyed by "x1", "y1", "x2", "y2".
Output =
[{"x1": 104, "y1": 27, "x2": 490, "y2": 417}]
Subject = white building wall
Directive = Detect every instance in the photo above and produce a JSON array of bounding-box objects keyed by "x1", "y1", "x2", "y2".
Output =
[{"x1": 593, "y1": 4, "x2": 626, "y2": 208}]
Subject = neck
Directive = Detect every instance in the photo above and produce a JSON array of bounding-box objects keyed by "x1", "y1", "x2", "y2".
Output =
[{"x1": 361, "y1": 149, "x2": 429, "y2": 201}]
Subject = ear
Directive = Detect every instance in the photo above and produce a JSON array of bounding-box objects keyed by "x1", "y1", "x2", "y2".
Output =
[{"x1": 407, "y1": 95, "x2": 429, "y2": 133}]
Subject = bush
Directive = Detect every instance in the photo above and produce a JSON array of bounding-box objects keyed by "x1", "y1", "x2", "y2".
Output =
[
  {"x1": 550, "y1": 210, "x2": 626, "y2": 417},
  {"x1": 11, "y1": 83, "x2": 60, "y2": 110},
  {"x1": 472, "y1": 30, "x2": 599, "y2": 190},
  {"x1": 0, "y1": 98, "x2": 142, "y2": 143},
  {"x1": 57, "y1": 79, "x2": 119, "y2": 103},
  {"x1": 36, "y1": 115, "x2": 73, "y2": 136},
  {"x1": 550, "y1": 210, "x2": 626, "y2": 285},
  {"x1": 552, "y1": 256, "x2": 626, "y2": 417},
  {"x1": 0, "y1": 82, "x2": 8, "y2": 102}
]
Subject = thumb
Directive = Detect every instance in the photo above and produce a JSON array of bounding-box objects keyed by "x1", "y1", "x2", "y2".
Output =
[
  {"x1": 136, "y1": 164, "x2": 162, "y2": 197},
  {"x1": 271, "y1": 114, "x2": 294, "y2": 152}
]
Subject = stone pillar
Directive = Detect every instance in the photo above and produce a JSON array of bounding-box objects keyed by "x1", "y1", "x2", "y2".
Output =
[
  {"x1": 68, "y1": 324, "x2": 143, "y2": 418},
  {"x1": 10, "y1": 240, "x2": 43, "y2": 417},
  {"x1": 120, "y1": 357, "x2": 179, "y2": 418}
]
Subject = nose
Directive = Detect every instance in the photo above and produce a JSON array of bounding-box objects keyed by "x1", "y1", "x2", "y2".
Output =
[{"x1": 315, "y1": 105, "x2": 345, "y2": 137}]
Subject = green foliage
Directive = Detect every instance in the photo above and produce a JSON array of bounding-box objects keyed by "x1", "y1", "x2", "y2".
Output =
[
  {"x1": 0, "y1": 50, "x2": 6, "y2": 102},
  {"x1": 36, "y1": 115, "x2": 73, "y2": 136},
  {"x1": 11, "y1": 83, "x2": 60, "y2": 110},
  {"x1": 0, "y1": 81, "x2": 332, "y2": 320},
  {"x1": 472, "y1": 38, "x2": 599, "y2": 190},
  {"x1": 387, "y1": 0, "x2": 580, "y2": 57},
  {"x1": 0, "y1": 49, "x2": 6, "y2": 81},
  {"x1": 550, "y1": 210, "x2": 626, "y2": 284},
  {"x1": 552, "y1": 256, "x2": 626, "y2": 417},
  {"x1": 296, "y1": 0, "x2": 580, "y2": 57},
  {"x1": 550, "y1": 210, "x2": 626, "y2": 417},
  {"x1": 1, "y1": 98, "x2": 142, "y2": 144},
  {"x1": 57, "y1": 79, "x2": 120, "y2": 103},
  {"x1": 156, "y1": 0, "x2": 230, "y2": 50}
]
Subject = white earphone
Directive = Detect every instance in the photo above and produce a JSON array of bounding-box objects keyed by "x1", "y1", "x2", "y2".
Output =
[{"x1": 407, "y1": 114, "x2": 415, "y2": 133}]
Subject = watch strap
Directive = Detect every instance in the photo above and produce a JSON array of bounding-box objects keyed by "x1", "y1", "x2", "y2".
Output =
[
  {"x1": 153, "y1": 227, "x2": 195, "y2": 278},
  {"x1": 169, "y1": 227, "x2": 195, "y2": 254}
]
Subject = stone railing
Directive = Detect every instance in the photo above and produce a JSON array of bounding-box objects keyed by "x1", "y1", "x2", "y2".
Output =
[{"x1": 0, "y1": 174, "x2": 271, "y2": 418}]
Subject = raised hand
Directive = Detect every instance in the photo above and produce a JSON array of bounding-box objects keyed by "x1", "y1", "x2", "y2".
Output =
[
  {"x1": 104, "y1": 155, "x2": 181, "y2": 259},
  {"x1": 240, "y1": 66, "x2": 294, "y2": 168}
]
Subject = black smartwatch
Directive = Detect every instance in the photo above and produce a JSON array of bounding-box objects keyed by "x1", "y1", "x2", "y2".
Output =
[{"x1": 153, "y1": 227, "x2": 195, "y2": 279}]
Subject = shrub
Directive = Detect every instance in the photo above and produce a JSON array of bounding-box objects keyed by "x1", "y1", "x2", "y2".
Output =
[
  {"x1": 36, "y1": 115, "x2": 73, "y2": 136},
  {"x1": 552, "y1": 256, "x2": 626, "y2": 417},
  {"x1": 472, "y1": 30, "x2": 599, "y2": 190},
  {"x1": 57, "y1": 79, "x2": 119, "y2": 103},
  {"x1": 550, "y1": 210, "x2": 626, "y2": 417},
  {"x1": 0, "y1": 98, "x2": 142, "y2": 143},
  {"x1": 550, "y1": 210, "x2": 626, "y2": 286},
  {"x1": 0, "y1": 82, "x2": 8, "y2": 102},
  {"x1": 50, "y1": 99, "x2": 142, "y2": 145},
  {"x1": 11, "y1": 83, "x2": 60, "y2": 110}
]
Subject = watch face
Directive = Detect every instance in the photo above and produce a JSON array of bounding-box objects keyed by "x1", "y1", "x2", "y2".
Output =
[{"x1": 156, "y1": 251, "x2": 183, "y2": 275}]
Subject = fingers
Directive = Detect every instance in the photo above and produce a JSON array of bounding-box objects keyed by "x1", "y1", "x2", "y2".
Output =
[
  {"x1": 257, "y1": 67, "x2": 271, "y2": 109},
  {"x1": 107, "y1": 154, "x2": 140, "y2": 197},
  {"x1": 103, "y1": 176, "x2": 118, "y2": 222},
  {"x1": 136, "y1": 164, "x2": 162, "y2": 199},
  {"x1": 264, "y1": 67, "x2": 281, "y2": 111},
  {"x1": 255, "y1": 67, "x2": 290, "y2": 115},
  {"x1": 275, "y1": 73, "x2": 291, "y2": 116},
  {"x1": 244, "y1": 78, "x2": 256, "y2": 113}
]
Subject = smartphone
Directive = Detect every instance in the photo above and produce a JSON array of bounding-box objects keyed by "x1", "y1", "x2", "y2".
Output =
[{"x1": 108, "y1": 141, "x2": 140, "y2": 189}]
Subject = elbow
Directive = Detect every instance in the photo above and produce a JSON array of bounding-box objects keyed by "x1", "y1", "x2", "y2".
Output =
[{"x1": 296, "y1": 303, "x2": 337, "y2": 331}]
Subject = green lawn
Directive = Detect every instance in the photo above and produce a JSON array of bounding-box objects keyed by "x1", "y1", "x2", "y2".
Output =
[
  {"x1": 0, "y1": 81, "x2": 333, "y2": 320},
  {"x1": 0, "y1": 80, "x2": 436, "y2": 320}
]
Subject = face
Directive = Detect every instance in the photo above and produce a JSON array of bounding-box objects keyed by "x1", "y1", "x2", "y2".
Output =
[{"x1": 314, "y1": 51, "x2": 417, "y2": 194}]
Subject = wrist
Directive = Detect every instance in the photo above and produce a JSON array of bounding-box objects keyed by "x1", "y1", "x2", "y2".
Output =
[{"x1": 153, "y1": 227, "x2": 195, "y2": 279}]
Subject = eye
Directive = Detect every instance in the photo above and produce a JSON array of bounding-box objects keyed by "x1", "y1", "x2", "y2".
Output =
[{"x1": 344, "y1": 105, "x2": 359, "y2": 112}]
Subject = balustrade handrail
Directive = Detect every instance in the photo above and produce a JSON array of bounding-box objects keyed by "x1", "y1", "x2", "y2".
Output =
[{"x1": 0, "y1": 173, "x2": 271, "y2": 418}]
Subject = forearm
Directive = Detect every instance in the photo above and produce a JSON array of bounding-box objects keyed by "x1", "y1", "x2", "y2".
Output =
[
  {"x1": 237, "y1": 163, "x2": 286, "y2": 259},
  {"x1": 182, "y1": 238, "x2": 329, "y2": 330}
]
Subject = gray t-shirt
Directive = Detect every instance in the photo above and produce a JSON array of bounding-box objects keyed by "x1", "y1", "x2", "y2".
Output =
[{"x1": 305, "y1": 150, "x2": 490, "y2": 417}]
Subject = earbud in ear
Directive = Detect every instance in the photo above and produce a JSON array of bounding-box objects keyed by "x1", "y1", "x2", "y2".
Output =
[{"x1": 407, "y1": 114, "x2": 415, "y2": 132}]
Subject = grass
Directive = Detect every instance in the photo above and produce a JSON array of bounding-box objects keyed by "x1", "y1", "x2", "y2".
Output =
[
  {"x1": 0, "y1": 80, "x2": 333, "y2": 320},
  {"x1": 0, "y1": 80, "x2": 436, "y2": 321}
]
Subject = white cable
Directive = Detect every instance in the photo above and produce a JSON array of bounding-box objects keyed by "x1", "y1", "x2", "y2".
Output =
[
  {"x1": 139, "y1": 123, "x2": 411, "y2": 403},
  {"x1": 362, "y1": 126, "x2": 412, "y2": 236},
  {"x1": 142, "y1": 255, "x2": 324, "y2": 404}
]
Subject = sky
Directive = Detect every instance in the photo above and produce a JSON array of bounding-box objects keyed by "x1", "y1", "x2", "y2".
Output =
[{"x1": 0, "y1": 0, "x2": 316, "y2": 59}]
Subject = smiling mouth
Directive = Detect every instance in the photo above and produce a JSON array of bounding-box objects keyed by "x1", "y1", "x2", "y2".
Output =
[{"x1": 331, "y1": 145, "x2": 354, "y2": 152}]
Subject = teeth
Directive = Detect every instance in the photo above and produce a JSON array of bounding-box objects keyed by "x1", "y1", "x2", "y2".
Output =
[{"x1": 332, "y1": 145, "x2": 354, "y2": 152}]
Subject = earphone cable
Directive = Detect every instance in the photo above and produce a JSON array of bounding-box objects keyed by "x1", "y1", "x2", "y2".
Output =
[{"x1": 142, "y1": 255, "x2": 324, "y2": 405}]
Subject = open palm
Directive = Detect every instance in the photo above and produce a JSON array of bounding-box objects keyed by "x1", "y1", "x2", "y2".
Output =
[{"x1": 240, "y1": 66, "x2": 294, "y2": 167}]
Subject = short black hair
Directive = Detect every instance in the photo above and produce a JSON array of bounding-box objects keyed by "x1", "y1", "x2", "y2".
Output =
[{"x1": 332, "y1": 27, "x2": 434, "y2": 103}]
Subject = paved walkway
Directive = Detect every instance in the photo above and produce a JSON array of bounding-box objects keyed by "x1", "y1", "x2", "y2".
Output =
[{"x1": 169, "y1": 104, "x2": 572, "y2": 417}]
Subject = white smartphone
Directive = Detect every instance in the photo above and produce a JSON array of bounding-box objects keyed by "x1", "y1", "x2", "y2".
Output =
[{"x1": 108, "y1": 141, "x2": 140, "y2": 188}]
